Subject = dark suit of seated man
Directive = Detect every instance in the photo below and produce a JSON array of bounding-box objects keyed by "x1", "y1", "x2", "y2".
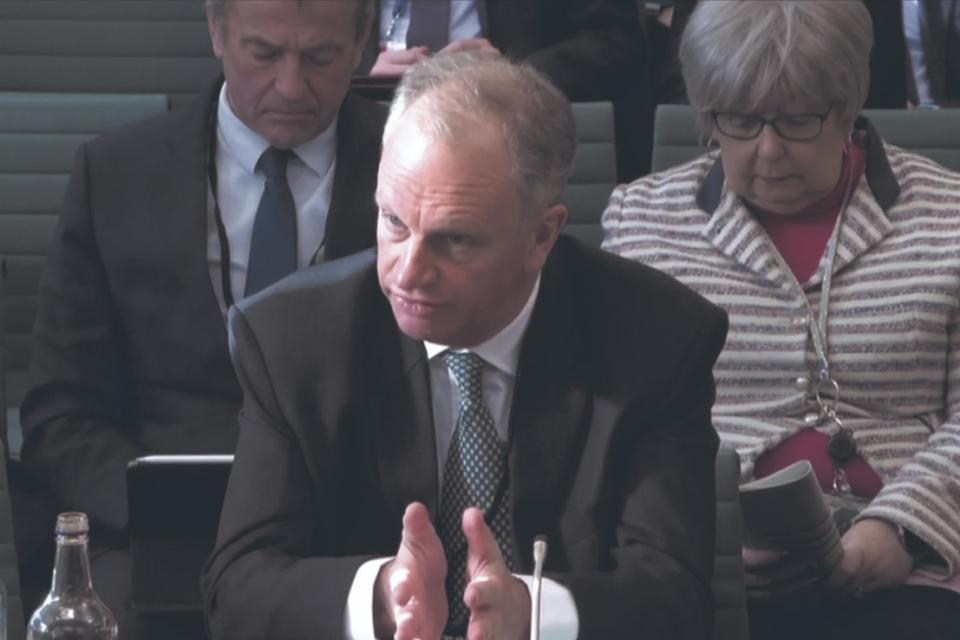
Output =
[
  {"x1": 18, "y1": 1, "x2": 384, "y2": 637},
  {"x1": 202, "y1": 52, "x2": 728, "y2": 640}
]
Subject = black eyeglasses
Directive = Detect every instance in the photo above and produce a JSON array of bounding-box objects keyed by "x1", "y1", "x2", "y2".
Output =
[{"x1": 711, "y1": 106, "x2": 833, "y2": 142}]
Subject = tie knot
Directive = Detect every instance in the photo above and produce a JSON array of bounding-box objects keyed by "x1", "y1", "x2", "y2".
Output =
[
  {"x1": 258, "y1": 147, "x2": 294, "y2": 181},
  {"x1": 443, "y1": 351, "x2": 484, "y2": 402}
]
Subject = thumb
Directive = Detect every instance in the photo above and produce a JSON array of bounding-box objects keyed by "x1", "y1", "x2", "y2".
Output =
[
  {"x1": 400, "y1": 502, "x2": 442, "y2": 561},
  {"x1": 462, "y1": 507, "x2": 504, "y2": 579}
]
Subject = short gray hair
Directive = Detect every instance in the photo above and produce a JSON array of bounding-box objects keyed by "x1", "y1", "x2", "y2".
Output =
[
  {"x1": 679, "y1": 1, "x2": 872, "y2": 136},
  {"x1": 384, "y1": 52, "x2": 576, "y2": 212},
  {"x1": 205, "y1": 0, "x2": 374, "y2": 43}
]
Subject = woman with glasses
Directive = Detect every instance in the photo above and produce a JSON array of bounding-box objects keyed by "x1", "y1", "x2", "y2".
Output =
[{"x1": 603, "y1": 2, "x2": 960, "y2": 639}]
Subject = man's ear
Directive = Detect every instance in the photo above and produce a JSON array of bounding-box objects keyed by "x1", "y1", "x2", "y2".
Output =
[
  {"x1": 526, "y1": 203, "x2": 567, "y2": 272},
  {"x1": 206, "y1": 5, "x2": 226, "y2": 59}
]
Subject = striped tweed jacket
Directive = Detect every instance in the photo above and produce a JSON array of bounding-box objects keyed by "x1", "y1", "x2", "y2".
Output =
[{"x1": 601, "y1": 119, "x2": 960, "y2": 580}]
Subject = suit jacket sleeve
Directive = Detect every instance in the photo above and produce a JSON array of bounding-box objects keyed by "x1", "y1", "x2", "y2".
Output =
[
  {"x1": 516, "y1": 0, "x2": 643, "y2": 102},
  {"x1": 202, "y1": 306, "x2": 375, "y2": 640},
  {"x1": 19, "y1": 144, "x2": 147, "y2": 535},
  {"x1": 558, "y1": 307, "x2": 728, "y2": 639}
]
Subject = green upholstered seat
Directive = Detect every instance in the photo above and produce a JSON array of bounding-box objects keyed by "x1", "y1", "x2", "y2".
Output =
[
  {"x1": 713, "y1": 446, "x2": 749, "y2": 640},
  {"x1": 563, "y1": 102, "x2": 618, "y2": 247},
  {"x1": 651, "y1": 104, "x2": 960, "y2": 173},
  {"x1": 0, "y1": 437, "x2": 25, "y2": 640},
  {"x1": 0, "y1": 0, "x2": 218, "y2": 110},
  {"x1": 0, "y1": 92, "x2": 169, "y2": 457}
]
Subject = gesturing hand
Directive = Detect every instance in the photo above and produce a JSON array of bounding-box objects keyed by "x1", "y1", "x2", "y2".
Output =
[
  {"x1": 374, "y1": 502, "x2": 448, "y2": 640},
  {"x1": 462, "y1": 508, "x2": 531, "y2": 640}
]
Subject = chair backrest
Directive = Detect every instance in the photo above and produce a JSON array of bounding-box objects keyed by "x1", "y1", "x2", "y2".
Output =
[
  {"x1": 0, "y1": 0, "x2": 218, "y2": 109},
  {"x1": 0, "y1": 439, "x2": 25, "y2": 640},
  {"x1": 713, "y1": 445, "x2": 749, "y2": 640},
  {"x1": 651, "y1": 104, "x2": 960, "y2": 173},
  {"x1": 0, "y1": 92, "x2": 169, "y2": 455},
  {"x1": 562, "y1": 102, "x2": 618, "y2": 247}
]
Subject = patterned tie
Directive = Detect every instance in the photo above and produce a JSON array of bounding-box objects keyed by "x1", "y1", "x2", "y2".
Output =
[
  {"x1": 438, "y1": 351, "x2": 514, "y2": 634},
  {"x1": 244, "y1": 147, "x2": 297, "y2": 297},
  {"x1": 407, "y1": 0, "x2": 452, "y2": 52}
]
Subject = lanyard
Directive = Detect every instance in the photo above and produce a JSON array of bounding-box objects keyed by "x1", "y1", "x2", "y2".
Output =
[
  {"x1": 772, "y1": 152, "x2": 858, "y2": 493},
  {"x1": 206, "y1": 103, "x2": 237, "y2": 310},
  {"x1": 384, "y1": 0, "x2": 410, "y2": 43}
]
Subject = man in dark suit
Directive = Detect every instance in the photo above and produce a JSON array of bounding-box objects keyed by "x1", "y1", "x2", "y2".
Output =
[
  {"x1": 357, "y1": 0, "x2": 651, "y2": 179},
  {"x1": 203, "y1": 52, "x2": 727, "y2": 639},
  {"x1": 359, "y1": 0, "x2": 642, "y2": 102},
  {"x1": 18, "y1": 1, "x2": 384, "y2": 637}
]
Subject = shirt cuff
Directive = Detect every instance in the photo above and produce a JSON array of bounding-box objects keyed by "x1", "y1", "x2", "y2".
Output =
[
  {"x1": 514, "y1": 574, "x2": 580, "y2": 640},
  {"x1": 344, "y1": 557, "x2": 392, "y2": 640},
  {"x1": 343, "y1": 561, "x2": 579, "y2": 640}
]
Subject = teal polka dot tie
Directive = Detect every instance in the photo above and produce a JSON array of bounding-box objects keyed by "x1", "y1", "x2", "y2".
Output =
[{"x1": 438, "y1": 351, "x2": 514, "y2": 634}]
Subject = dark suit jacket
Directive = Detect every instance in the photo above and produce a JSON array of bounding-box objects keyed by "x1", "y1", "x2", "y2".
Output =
[
  {"x1": 19, "y1": 78, "x2": 386, "y2": 537},
  {"x1": 202, "y1": 236, "x2": 728, "y2": 639},
  {"x1": 360, "y1": 0, "x2": 644, "y2": 102}
]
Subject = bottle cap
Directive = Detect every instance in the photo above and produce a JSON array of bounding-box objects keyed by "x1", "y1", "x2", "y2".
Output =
[{"x1": 56, "y1": 512, "x2": 89, "y2": 535}]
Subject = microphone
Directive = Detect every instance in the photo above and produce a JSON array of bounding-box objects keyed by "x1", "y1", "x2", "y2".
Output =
[{"x1": 530, "y1": 535, "x2": 548, "y2": 640}]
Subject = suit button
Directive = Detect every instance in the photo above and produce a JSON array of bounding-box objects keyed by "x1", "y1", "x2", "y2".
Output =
[
  {"x1": 803, "y1": 411, "x2": 820, "y2": 425},
  {"x1": 795, "y1": 376, "x2": 809, "y2": 391}
]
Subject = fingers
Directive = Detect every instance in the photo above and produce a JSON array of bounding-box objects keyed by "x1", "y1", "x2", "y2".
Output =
[
  {"x1": 825, "y1": 544, "x2": 865, "y2": 595},
  {"x1": 390, "y1": 503, "x2": 449, "y2": 640},
  {"x1": 463, "y1": 507, "x2": 504, "y2": 578},
  {"x1": 441, "y1": 37, "x2": 500, "y2": 54},
  {"x1": 370, "y1": 47, "x2": 431, "y2": 76},
  {"x1": 742, "y1": 547, "x2": 786, "y2": 569}
]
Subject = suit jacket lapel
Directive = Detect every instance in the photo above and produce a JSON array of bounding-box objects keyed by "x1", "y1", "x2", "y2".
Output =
[
  {"x1": 507, "y1": 241, "x2": 590, "y2": 570},
  {"x1": 366, "y1": 302, "x2": 440, "y2": 521}
]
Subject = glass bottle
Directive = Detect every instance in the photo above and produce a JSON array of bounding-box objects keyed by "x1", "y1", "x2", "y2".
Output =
[{"x1": 27, "y1": 512, "x2": 118, "y2": 640}]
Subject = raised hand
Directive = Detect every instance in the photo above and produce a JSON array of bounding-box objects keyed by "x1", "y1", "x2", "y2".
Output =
[
  {"x1": 461, "y1": 508, "x2": 530, "y2": 640},
  {"x1": 374, "y1": 502, "x2": 448, "y2": 640}
]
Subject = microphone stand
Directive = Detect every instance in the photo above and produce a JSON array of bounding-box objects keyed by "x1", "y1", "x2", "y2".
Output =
[{"x1": 530, "y1": 536, "x2": 548, "y2": 640}]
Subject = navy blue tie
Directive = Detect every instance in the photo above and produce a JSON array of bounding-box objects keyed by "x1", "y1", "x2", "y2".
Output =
[{"x1": 245, "y1": 147, "x2": 297, "y2": 298}]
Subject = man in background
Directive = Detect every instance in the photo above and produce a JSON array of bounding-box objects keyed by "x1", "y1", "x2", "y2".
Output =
[{"x1": 18, "y1": 1, "x2": 385, "y2": 637}]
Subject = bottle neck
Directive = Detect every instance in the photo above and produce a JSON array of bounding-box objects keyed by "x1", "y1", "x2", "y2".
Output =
[{"x1": 50, "y1": 532, "x2": 95, "y2": 597}]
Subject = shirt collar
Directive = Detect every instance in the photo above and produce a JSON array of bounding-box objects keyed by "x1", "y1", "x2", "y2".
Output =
[
  {"x1": 216, "y1": 82, "x2": 338, "y2": 179},
  {"x1": 424, "y1": 275, "x2": 541, "y2": 376}
]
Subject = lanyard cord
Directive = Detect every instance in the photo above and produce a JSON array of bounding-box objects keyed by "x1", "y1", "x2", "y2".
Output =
[{"x1": 206, "y1": 104, "x2": 237, "y2": 310}]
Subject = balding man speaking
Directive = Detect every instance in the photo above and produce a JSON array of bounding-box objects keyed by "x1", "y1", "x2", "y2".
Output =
[{"x1": 202, "y1": 53, "x2": 727, "y2": 640}]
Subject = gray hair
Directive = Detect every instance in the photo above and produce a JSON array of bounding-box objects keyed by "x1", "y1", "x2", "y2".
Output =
[
  {"x1": 384, "y1": 51, "x2": 576, "y2": 212},
  {"x1": 205, "y1": 0, "x2": 374, "y2": 43},
  {"x1": 679, "y1": 0, "x2": 872, "y2": 136}
]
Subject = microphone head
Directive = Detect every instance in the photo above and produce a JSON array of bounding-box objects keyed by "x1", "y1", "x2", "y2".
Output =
[{"x1": 533, "y1": 536, "x2": 548, "y2": 564}]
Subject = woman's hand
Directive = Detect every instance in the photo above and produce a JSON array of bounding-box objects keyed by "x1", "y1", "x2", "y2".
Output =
[
  {"x1": 742, "y1": 547, "x2": 825, "y2": 599},
  {"x1": 825, "y1": 518, "x2": 914, "y2": 596}
]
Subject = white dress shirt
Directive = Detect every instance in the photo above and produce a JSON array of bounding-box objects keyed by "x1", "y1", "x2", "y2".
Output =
[
  {"x1": 207, "y1": 83, "x2": 338, "y2": 312},
  {"x1": 344, "y1": 276, "x2": 579, "y2": 639},
  {"x1": 379, "y1": 0, "x2": 483, "y2": 49}
]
